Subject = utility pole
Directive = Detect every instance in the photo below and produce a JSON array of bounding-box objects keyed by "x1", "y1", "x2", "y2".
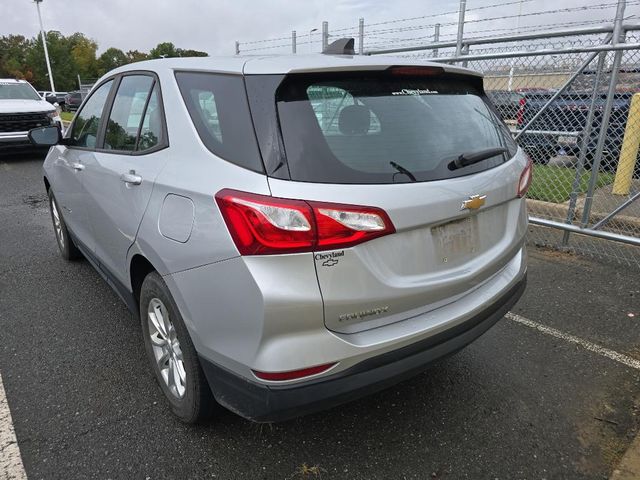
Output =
[
  {"x1": 455, "y1": 0, "x2": 466, "y2": 58},
  {"x1": 34, "y1": 0, "x2": 55, "y2": 93},
  {"x1": 508, "y1": 0, "x2": 525, "y2": 91},
  {"x1": 322, "y1": 21, "x2": 329, "y2": 51}
]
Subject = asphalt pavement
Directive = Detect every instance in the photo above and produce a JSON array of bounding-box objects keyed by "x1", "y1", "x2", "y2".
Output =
[{"x1": 0, "y1": 151, "x2": 639, "y2": 479}]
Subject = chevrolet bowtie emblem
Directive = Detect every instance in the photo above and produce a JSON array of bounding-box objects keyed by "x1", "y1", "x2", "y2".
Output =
[{"x1": 461, "y1": 194, "x2": 487, "y2": 211}]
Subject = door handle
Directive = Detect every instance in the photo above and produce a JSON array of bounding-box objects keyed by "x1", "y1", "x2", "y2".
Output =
[
  {"x1": 70, "y1": 162, "x2": 85, "y2": 171},
  {"x1": 121, "y1": 170, "x2": 142, "y2": 185}
]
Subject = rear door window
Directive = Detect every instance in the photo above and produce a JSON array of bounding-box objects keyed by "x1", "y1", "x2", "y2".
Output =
[
  {"x1": 104, "y1": 75, "x2": 154, "y2": 152},
  {"x1": 276, "y1": 70, "x2": 517, "y2": 184}
]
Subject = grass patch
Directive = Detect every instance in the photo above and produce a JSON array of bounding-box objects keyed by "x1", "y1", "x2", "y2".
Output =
[
  {"x1": 60, "y1": 111, "x2": 74, "y2": 122},
  {"x1": 528, "y1": 164, "x2": 615, "y2": 203}
]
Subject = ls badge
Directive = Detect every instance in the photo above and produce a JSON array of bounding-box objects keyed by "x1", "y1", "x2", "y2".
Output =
[{"x1": 461, "y1": 194, "x2": 487, "y2": 211}]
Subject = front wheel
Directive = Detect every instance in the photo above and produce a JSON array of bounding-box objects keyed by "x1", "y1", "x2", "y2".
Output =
[{"x1": 139, "y1": 271, "x2": 215, "y2": 423}]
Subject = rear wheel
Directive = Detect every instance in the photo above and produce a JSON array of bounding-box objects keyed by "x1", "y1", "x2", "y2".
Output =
[
  {"x1": 139, "y1": 271, "x2": 215, "y2": 423},
  {"x1": 48, "y1": 189, "x2": 81, "y2": 260}
]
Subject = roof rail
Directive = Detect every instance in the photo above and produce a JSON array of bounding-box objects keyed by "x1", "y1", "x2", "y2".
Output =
[{"x1": 323, "y1": 38, "x2": 355, "y2": 55}]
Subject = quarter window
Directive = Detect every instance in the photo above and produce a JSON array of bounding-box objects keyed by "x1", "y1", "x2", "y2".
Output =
[
  {"x1": 137, "y1": 85, "x2": 163, "y2": 151},
  {"x1": 175, "y1": 72, "x2": 263, "y2": 172},
  {"x1": 69, "y1": 80, "x2": 113, "y2": 148}
]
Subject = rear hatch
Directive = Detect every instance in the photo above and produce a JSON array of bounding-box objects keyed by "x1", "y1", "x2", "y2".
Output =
[{"x1": 254, "y1": 67, "x2": 528, "y2": 334}]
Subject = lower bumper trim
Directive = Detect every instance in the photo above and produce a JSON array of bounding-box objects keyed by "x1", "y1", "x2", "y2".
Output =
[{"x1": 200, "y1": 274, "x2": 527, "y2": 422}]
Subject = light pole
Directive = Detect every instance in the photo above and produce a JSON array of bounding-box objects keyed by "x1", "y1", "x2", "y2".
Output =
[
  {"x1": 34, "y1": 0, "x2": 55, "y2": 93},
  {"x1": 508, "y1": 0, "x2": 524, "y2": 91}
]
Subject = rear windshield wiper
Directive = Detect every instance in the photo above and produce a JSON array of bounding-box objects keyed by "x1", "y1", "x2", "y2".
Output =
[
  {"x1": 390, "y1": 161, "x2": 417, "y2": 182},
  {"x1": 448, "y1": 147, "x2": 507, "y2": 171}
]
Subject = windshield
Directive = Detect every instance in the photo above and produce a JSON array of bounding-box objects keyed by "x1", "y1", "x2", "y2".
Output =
[
  {"x1": 0, "y1": 82, "x2": 41, "y2": 101},
  {"x1": 275, "y1": 71, "x2": 517, "y2": 184}
]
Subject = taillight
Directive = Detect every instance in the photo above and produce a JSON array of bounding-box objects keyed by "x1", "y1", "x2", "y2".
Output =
[
  {"x1": 313, "y1": 202, "x2": 393, "y2": 250},
  {"x1": 252, "y1": 362, "x2": 337, "y2": 381},
  {"x1": 517, "y1": 156, "x2": 533, "y2": 198},
  {"x1": 517, "y1": 97, "x2": 526, "y2": 126},
  {"x1": 215, "y1": 189, "x2": 396, "y2": 255}
]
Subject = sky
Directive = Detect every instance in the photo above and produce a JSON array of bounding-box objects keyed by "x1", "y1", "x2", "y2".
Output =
[{"x1": 0, "y1": 0, "x2": 635, "y2": 56}]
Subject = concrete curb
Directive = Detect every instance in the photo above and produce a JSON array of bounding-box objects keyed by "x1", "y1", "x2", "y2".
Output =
[
  {"x1": 610, "y1": 431, "x2": 640, "y2": 479},
  {"x1": 526, "y1": 198, "x2": 640, "y2": 232}
]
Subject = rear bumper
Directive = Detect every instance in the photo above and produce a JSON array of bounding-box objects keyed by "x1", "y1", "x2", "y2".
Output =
[{"x1": 200, "y1": 273, "x2": 527, "y2": 422}]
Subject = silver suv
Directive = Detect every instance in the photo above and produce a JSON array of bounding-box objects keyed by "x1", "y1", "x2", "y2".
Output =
[{"x1": 32, "y1": 44, "x2": 530, "y2": 424}]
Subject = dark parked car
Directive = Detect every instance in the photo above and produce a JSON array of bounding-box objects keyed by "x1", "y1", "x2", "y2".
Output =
[
  {"x1": 63, "y1": 91, "x2": 83, "y2": 111},
  {"x1": 39, "y1": 91, "x2": 68, "y2": 107},
  {"x1": 517, "y1": 69, "x2": 640, "y2": 173},
  {"x1": 486, "y1": 90, "x2": 523, "y2": 121}
]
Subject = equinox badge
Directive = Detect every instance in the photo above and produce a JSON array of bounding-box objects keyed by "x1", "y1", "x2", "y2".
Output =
[{"x1": 461, "y1": 194, "x2": 486, "y2": 211}]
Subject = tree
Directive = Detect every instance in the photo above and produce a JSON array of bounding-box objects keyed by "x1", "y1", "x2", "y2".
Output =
[
  {"x1": 26, "y1": 31, "x2": 78, "y2": 91},
  {"x1": 126, "y1": 50, "x2": 148, "y2": 63},
  {"x1": 0, "y1": 31, "x2": 208, "y2": 89},
  {"x1": 177, "y1": 48, "x2": 208, "y2": 57},
  {"x1": 69, "y1": 33, "x2": 99, "y2": 81},
  {"x1": 149, "y1": 42, "x2": 179, "y2": 59},
  {"x1": 97, "y1": 47, "x2": 128, "y2": 75},
  {"x1": 0, "y1": 35, "x2": 33, "y2": 80}
]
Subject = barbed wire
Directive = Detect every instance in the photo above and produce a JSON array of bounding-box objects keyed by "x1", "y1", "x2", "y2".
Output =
[
  {"x1": 362, "y1": 1, "x2": 634, "y2": 37},
  {"x1": 358, "y1": 19, "x2": 608, "y2": 47},
  {"x1": 330, "y1": 0, "x2": 538, "y2": 33},
  {"x1": 239, "y1": 0, "x2": 541, "y2": 47},
  {"x1": 237, "y1": 0, "x2": 637, "y2": 53}
]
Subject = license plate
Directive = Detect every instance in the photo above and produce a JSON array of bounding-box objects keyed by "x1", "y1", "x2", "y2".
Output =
[
  {"x1": 557, "y1": 135, "x2": 578, "y2": 146},
  {"x1": 432, "y1": 216, "x2": 480, "y2": 262}
]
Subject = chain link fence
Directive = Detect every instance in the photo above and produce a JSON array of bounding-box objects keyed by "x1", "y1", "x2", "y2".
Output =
[
  {"x1": 237, "y1": 1, "x2": 640, "y2": 267},
  {"x1": 368, "y1": 10, "x2": 640, "y2": 268},
  {"x1": 382, "y1": 30, "x2": 640, "y2": 267}
]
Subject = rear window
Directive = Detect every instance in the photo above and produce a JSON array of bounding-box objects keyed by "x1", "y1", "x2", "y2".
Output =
[
  {"x1": 276, "y1": 71, "x2": 517, "y2": 184},
  {"x1": 175, "y1": 72, "x2": 263, "y2": 173}
]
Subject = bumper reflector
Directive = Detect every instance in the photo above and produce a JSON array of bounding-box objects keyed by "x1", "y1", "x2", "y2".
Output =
[{"x1": 252, "y1": 363, "x2": 337, "y2": 381}]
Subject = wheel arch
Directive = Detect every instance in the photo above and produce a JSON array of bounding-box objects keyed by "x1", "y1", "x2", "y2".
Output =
[{"x1": 130, "y1": 254, "x2": 157, "y2": 309}]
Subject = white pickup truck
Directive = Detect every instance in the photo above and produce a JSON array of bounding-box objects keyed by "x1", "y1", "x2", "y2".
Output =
[{"x1": 0, "y1": 79, "x2": 62, "y2": 151}]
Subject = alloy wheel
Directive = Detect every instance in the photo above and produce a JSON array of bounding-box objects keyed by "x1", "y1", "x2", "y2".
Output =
[{"x1": 147, "y1": 298, "x2": 187, "y2": 399}]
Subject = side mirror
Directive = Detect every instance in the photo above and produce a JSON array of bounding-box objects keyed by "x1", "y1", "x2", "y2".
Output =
[
  {"x1": 45, "y1": 94, "x2": 57, "y2": 104},
  {"x1": 28, "y1": 125, "x2": 61, "y2": 146}
]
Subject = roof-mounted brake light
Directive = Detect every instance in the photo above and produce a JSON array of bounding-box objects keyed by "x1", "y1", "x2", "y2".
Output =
[{"x1": 387, "y1": 66, "x2": 445, "y2": 76}]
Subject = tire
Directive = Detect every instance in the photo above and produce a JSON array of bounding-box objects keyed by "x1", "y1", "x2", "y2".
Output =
[
  {"x1": 139, "y1": 271, "x2": 215, "y2": 424},
  {"x1": 48, "y1": 189, "x2": 81, "y2": 260}
]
